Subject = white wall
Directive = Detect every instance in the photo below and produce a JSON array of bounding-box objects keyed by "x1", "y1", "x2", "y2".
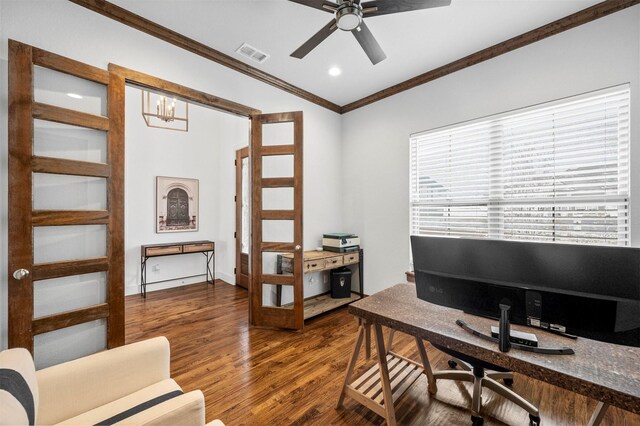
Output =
[
  {"x1": 0, "y1": 0, "x2": 344, "y2": 350},
  {"x1": 341, "y1": 6, "x2": 640, "y2": 296},
  {"x1": 124, "y1": 86, "x2": 250, "y2": 295}
]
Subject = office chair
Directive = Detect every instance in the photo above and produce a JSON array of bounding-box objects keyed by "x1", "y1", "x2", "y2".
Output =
[
  {"x1": 386, "y1": 330, "x2": 540, "y2": 425},
  {"x1": 430, "y1": 343, "x2": 540, "y2": 426}
]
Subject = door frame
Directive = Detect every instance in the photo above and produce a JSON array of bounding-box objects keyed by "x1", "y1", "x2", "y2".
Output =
[
  {"x1": 235, "y1": 147, "x2": 249, "y2": 290},
  {"x1": 111, "y1": 66, "x2": 306, "y2": 330}
]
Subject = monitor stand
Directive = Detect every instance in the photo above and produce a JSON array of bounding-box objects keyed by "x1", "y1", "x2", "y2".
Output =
[{"x1": 455, "y1": 319, "x2": 575, "y2": 355}]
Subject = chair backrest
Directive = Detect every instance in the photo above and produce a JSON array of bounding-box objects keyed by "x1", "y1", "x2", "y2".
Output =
[{"x1": 0, "y1": 348, "x2": 39, "y2": 426}]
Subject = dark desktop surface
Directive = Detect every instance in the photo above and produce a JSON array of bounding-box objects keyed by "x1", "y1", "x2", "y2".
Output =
[
  {"x1": 348, "y1": 283, "x2": 640, "y2": 415},
  {"x1": 411, "y1": 236, "x2": 640, "y2": 347}
]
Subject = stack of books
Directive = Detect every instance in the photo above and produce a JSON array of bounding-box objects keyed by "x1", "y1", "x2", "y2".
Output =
[{"x1": 322, "y1": 233, "x2": 360, "y2": 253}]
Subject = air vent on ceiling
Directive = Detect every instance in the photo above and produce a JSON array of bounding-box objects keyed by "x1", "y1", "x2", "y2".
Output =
[{"x1": 235, "y1": 43, "x2": 270, "y2": 64}]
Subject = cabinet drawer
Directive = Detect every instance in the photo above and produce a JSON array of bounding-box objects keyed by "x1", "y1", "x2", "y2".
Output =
[
  {"x1": 324, "y1": 256, "x2": 344, "y2": 269},
  {"x1": 183, "y1": 242, "x2": 214, "y2": 253},
  {"x1": 304, "y1": 260, "x2": 324, "y2": 272},
  {"x1": 343, "y1": 252, "x2": 360, "y2": 265},
  {"x1": 146, "y1": 245, "x2": 182, "y2": 256}
]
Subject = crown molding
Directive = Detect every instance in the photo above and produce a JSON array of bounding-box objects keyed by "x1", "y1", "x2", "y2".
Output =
[
  {"x1": 69, "y1": 0, "x2": 639, "y2": 115},
  {"x1": 341, "y1": 0, "x2": 640, "y2": 113},
  {"x1": 68, "y1": 0, "x2": 342, "y2": 113}
]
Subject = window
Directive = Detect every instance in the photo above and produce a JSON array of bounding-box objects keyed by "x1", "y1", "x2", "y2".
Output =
[{"x1": 410, "y1": 85, "x2": 630, "y2": 246}]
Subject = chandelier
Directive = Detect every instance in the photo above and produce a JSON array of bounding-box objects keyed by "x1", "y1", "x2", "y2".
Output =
[{"x1": 141, "y1": 90, "x2": 189, "y2": 132}]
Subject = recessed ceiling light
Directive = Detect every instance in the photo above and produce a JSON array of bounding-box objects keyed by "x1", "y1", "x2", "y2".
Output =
[
  {"x1": 67, "y1": 93, "x2": 83, "y2": 99},
  {"x1": 328, "y1": 67, "x2": 342, "y2": 77}
]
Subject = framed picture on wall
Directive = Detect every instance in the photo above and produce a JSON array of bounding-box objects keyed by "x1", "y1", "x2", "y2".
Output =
[{"x1": 156, "y1": 176, "x2": 199, "y2": 233}]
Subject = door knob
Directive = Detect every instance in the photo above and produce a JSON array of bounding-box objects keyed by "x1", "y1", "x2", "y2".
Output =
[
  {"x1": 295, "y1": 245, "x2": 301, "y2": 251},
  {"x1": 13, "y1": 269, "x2": 30, "y2": 280}
]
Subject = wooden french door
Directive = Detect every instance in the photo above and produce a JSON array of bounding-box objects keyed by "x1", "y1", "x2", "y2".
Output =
[
  {"x1": 235, "y1": 147, "x2": 249, "y2": 290},
  {"x1": 250, "y1": 112, "x2": 304, "y2": 330},
  {"x1": 8, "y1": 40, "x2": 124, "y2": 363}
]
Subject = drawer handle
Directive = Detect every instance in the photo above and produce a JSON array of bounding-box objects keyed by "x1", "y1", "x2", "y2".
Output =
[
  {"x1": 311, "y1": 263, "x2": 318, "y2": 267},
  {"x1": 330, "y1": 260, "x2": 337, "y2": 263}
]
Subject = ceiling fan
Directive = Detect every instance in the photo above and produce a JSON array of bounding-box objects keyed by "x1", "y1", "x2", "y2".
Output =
[{"x1": 289, "y1": 0, "x2": 452, "y2": 65}]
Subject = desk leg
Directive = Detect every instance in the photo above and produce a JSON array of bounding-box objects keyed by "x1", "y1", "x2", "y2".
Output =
[
  {"x1": 374, "y1": 323, "x2": 397, "y2": 426},
  {"x1": 359, "y1": 248, "x2": 364, "y2": 298},
  {"x1": 387, "y1": 329, "x2": 396, "y2": 353},
  {"x1": 587, "y1": 402, "x2": 609, "y2": 426},
  {"x1": 337, "y1": 323, "x2": 366, "y2": 409},
  {"x1": 365, "y1": 322, "x2": 371, "y2": 359},
  {"x1": 204, "y1": 252, "x2": 215, "y2": 285},
  {"x1": 356, "y1": 318, "x2": 372, "y2": 360},
  {"x1": 141, "y1": 257, "x2": 147, "y2": 298},
  {"x1": 276, "y1": 256, "x2": 283, "y2": 307},
  {"x1": 415, "y1": 337, "x2": 438, "y2": 395}
]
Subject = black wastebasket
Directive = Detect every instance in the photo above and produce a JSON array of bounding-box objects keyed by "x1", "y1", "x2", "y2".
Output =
[{"x1": 331, "y1": 267, "x2": 352, "y2": 298}]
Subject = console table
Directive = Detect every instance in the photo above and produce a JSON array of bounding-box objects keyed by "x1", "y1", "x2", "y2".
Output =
[
  {"x1": 339, "y1": 283, "x2": 640, "y2": 425},
  {"x1": 140, "y1": 240, "x2": 215, "y2": 297},
  {"x1": 276, "y1": 249, "x2": 364, "y2": 320}
]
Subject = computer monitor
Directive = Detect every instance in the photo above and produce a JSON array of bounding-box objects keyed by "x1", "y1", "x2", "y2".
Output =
[{"x1": 410, "y1": 236, "x2": 640, "y2": 347}]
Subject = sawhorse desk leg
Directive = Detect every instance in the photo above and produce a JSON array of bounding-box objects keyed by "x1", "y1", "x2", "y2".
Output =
[
  {"x1": 374, "y1": 322, "x2": 398, "y2": 425},
  {"x1": 336, "y1": 321, "x2": 397, "y2": 425},
  {"x1": 355, "y1": 317, "x2": 372, "y2": 359},
  {"x1": 588, "y1": 402, "x2": 609, "y2": 426},
  {"x1": 338, "y1": 320, "x2": 437, "y2": 426},
  {"x1": 337, "y1": 322, "x2": 366, "y2": 409},
  {"x1": 387, "y1": 328, "x2": 438, "y2": 394}
]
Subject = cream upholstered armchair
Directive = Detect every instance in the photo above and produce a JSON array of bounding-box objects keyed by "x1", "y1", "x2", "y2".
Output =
[{"x1": 0, "y1": 336, "x2": 224, "y2": 426}]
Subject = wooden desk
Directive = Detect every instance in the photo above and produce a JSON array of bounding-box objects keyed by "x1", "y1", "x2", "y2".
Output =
[
  {"x1": 276, "y1": 249, "x2": 364, "y2": 320},
  {"x1": 339, "y1": 283, "x2": 640, "y2": 425},
  {"x1": 140, "y1": 240, "x2": 215, "y2": 297}
]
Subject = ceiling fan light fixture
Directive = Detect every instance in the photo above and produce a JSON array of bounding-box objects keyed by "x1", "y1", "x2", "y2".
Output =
[{"x1": 335, "y1": 5, "x2": 362, "y2": 31}]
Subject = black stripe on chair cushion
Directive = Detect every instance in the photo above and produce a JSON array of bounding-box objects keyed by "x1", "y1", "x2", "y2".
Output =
[
  {"x1": 0, "y1": 368, "x2": 36, "y2": 426},
  {"x1": 94, "y1": 390, "x2": 184, "y2": 426}
]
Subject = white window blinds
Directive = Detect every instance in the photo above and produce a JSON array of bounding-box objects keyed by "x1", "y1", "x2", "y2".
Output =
[{"x1": 410, "y1": 85, "x2": 630, "y2": 246}]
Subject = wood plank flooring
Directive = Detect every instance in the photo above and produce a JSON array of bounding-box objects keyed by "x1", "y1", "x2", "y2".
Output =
[{"x1": 125, "y1": 281, "x2": 640, "y2": 425}]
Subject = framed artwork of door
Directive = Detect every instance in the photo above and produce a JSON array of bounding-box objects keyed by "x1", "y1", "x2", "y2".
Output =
[{"x1": 156, "y1": 176, "x2": 199, "y2": 233}]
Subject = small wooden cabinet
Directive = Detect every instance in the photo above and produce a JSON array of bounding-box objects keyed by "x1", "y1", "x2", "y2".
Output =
[
  {"x1": 277, "y1": 249, "x2": 364, "y2": 320},
  {"x1": 140, "y1": 240, "x2": 215, "y2": 297},
  {"x1": 279, "y1": 250, "x2": 360, "y2": 274}
]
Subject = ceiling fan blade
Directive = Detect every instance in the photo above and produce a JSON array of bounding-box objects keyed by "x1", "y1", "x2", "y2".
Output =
[
  {"x1": 352, "y1": 21, "x2": 386, "y2": 65},
  {"x1": 288, "y1": 0, "x2": 337, "y2": 13},
  {"x1": 361, "y1": 0, "x2": 451, "y2": 17},
  {"x1": 291, "y1": 20, "x2": 338, "y2": 59}
]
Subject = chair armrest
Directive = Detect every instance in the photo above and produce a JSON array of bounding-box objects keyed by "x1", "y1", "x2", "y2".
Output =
[
  {"x1": 37, "y1": 337, "x2": 171, "y2": 425},
  {"x1": 122, "y1": 390, "x2": 205, "y2": 426}
]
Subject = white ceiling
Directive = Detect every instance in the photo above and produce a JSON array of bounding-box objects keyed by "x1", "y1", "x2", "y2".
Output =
[{"x1": 108, "y1": 0, "x2": 603, "y2": 106}]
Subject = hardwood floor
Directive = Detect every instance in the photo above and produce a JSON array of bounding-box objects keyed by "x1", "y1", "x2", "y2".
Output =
[{"x1": 125, "y1": 282, "x2": 639, "y2": 425}]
